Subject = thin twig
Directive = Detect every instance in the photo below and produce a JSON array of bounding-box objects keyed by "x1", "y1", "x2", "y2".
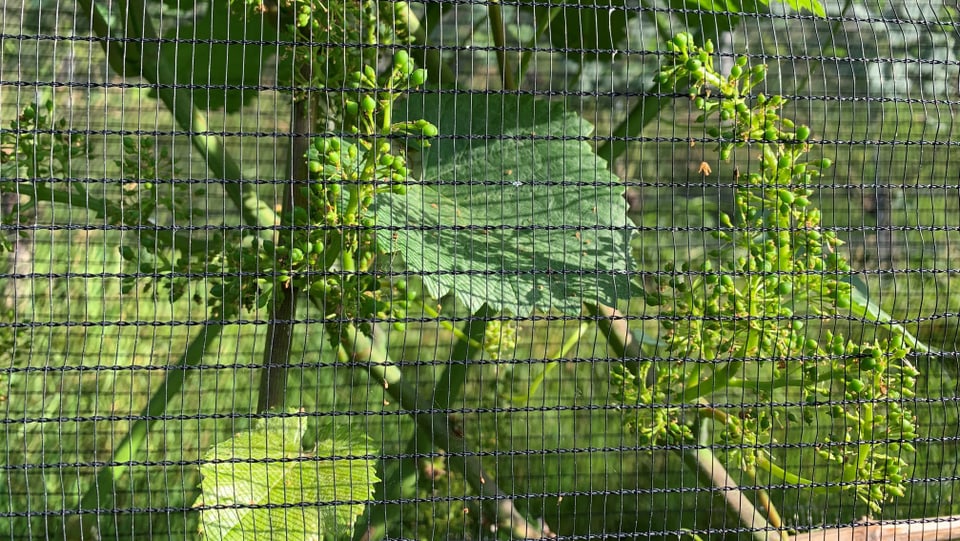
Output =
[
  {"x1": 487, "y1": 1, "x2": 517, "y2": 90},
  {"x1": 516, "y1": 6, "x2": 562, "y2": 82},
  {"x1": 681, "y1": 446, "x2": 781, "y2": 541},
  {"x1": 257, "y1": 93, "x2": 314, "y2": 412},
  {"x1": 353, "y1": 307, "x2": 492, "y2": 541},
  {"x1": 333, "y1": 321, "x2": 554, "y2": 540}
]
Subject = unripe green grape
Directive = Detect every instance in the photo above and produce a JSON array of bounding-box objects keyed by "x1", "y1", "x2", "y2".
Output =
[
  {"x1": 363, "y1": 65, "x2": 377, "y2": 84},
  {"x1": 345, "y1": 100, "x2": 359, "y2": 116},
  {"x1": 777, "y1": 281, "x2": 792, "y2": 295},
  {"x1": 409, "y1": 68, "x2": 427, "y2": 86},
  {"x1": 393, "y1": 49, "x2": 409, "y2": 70},
  {"x1": 361, "y1": 95, "x2": 377, "y2": 113},
  {"x1": 777, "y1": 189, "x2": 795, "y2": 204},
  {"x1": 416, "y1": 120, "x2": 439, "y2": 137}
]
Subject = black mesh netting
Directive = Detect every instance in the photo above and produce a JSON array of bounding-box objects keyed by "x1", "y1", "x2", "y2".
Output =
[{"x1": 2, "y1": 1, "x2": 960, "y2": 540}]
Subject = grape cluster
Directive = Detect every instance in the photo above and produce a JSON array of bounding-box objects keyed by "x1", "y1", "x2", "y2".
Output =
[
  {"x1": 615, "y1": 33, "x2": 921, "y2": 513},
  {"x1": 482, "y1": 317, "x2": 519, "y2": 360}
]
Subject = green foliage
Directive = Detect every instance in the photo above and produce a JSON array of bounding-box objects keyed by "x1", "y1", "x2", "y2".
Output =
[
  {"x1": 0, "y1": 101, "x2": 91, "y2": 244},
  {"x1": 194, "y1": 414, "x2": 379, "y2": 540},
  {"x1": 611, "y1": 33, "x2": 920, "y2": 513},
  {"x1": 381, "y1": 94, "x2": 636, "y2": 315},
  {"x1": 151, "y1": 0, "x2": 278, "y2": 113},
  {"x1": 542, "y1": 0, "x2": 636, "y2": 61}
]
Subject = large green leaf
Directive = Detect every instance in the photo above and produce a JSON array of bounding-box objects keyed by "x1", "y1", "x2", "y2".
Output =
[
  {"x1": 194, "y1": 415, "x2": 378, "y2": 541},
  {"x1": 377, "y1": 95, "x2": 636, "y2": 315}
]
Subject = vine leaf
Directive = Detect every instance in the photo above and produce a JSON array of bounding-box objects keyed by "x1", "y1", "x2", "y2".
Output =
[
  {"x1": 193, "y1": 415, "x2": 378, "y2": 541},
  {"x1": 377, "y1": 94, "x2": 637, "y2": 315}
]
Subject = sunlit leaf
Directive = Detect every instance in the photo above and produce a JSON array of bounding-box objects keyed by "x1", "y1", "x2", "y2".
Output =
[{"x1": 378, "y1": 94, "x2": 637, "y2": 315}]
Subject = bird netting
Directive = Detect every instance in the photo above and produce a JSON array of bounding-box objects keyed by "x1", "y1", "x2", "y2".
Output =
[{"x1": 2, "y1": 1, "x2": 960, "y2": 540}]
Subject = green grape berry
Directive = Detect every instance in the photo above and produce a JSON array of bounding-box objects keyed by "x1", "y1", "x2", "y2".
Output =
[
  {"x1": 361, "y1": 95, "x2": 377, "y2": 113},
  {"x1": 777, "y1": 189, "x2": 795, "y2": 204},
  {"x1": 846, "y1": 378, "x2": 865, "y2": 394},
  {"x1": 363, "y1": 65, "x2": 377, "y2": 84},
  {"x1": 394, "y1": 49, "x2": 410, "y2": 71},
  {"x1": 416, "y1": 120, "x2": 439, "y2": 137},
  {"x1": 684, "y1": 58, "x2": 702, "y2": 73},
  {"x1": 409, "y1": 68, "x2": 427, "y2": 87},
  {"x1": 777, "y1": 281, "x2": 793, "y2": 295}
]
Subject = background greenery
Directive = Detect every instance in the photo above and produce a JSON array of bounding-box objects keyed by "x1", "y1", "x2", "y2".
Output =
[{"x1": 2, "y1": 0, "x2": 960, "y2": 540}]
